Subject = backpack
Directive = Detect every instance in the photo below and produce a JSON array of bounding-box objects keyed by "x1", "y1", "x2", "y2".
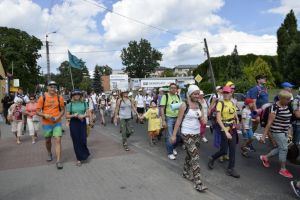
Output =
[
  {"x1": 42, "y1": 94, "x2": 62, "y2": 112},
  {"x1": 246, "y1": 85, "x2": 267, "y2": 99},
  {"x1": 182, "y1": 100, "x2": 202, "y2": 121},
  {"x1": 287, "y1": 142, "x2": 299, "y2": 161},
  {"x1": 260, "y1": 103, "x2": 293, "y2": 128},
  {"x1": 163, "y1": 93, "x2": 180, "y2": 114}
]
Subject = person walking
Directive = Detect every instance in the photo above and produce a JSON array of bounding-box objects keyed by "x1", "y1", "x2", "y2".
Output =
[
  {"x1": 114, "y1": 89, "x2": 139, "y2": 151},
  {"x1": 8, "y1": 98, "x2": 25, "y2": 144},
  {"x1": 292, "y1": 87, "x2": 300, "y2": 145},
  {"x1": 25, "y1": 94, "x2": 40, "y2": 144},
  {"x1": 247, "y1": 74, "x2": 268, "y2": 110},
  {"x1": 98, "y1": 93, "x2": 107, "y2": 126},
  {"x1": 66, "y1": 89, "x2": 90, "y2": 166},
  {"x1": 110, "y1": 92, "x2": 118, "y2": 123},
  {"x1": 199, "y1": 90, "x2": 208, "y2": 143},
  {"x1": 260, "y1": 90, "x2": 294, "y2": 178},
  {"x1": 208, "y1": 86, "x2": 240, "y2": 178},
  {"x1": 36, "y1": 81, "x2": 65, "y2": 170},
  {"x1": 171, "y1": 85, "x2": 208, "y2": 192},
  {"x1": 135, "y1": 88, "x2": 146, "y2": 124},
  {"x1": 1, "y1": 92, "x2": 14, "y2": 124},
  {"x1": 14, "y1": 88, "x2": 29, "y2": 133},
  {"x1": 160, "y1": 83, "x2": 182, "y2": 160}
]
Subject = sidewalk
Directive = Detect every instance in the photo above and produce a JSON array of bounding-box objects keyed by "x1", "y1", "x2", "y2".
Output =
[{"x1": 0, "y1": 121, "x2": 223, "y2": 200}]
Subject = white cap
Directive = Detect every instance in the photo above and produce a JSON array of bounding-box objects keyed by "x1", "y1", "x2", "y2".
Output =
[
  {"x1": 102, "y1": 93, "x2": 105, "y2": 96},
  {"x1": 199, "y1": 90, "x2": 204, "y2": 95},
  {"x1": 112, "y1": 92, "x2": 117, "y2": 95},
  {"x1": 138, "y1": 88, "x2": 143, "y2": 92},
  {"x1": 128, "y1": 92, "x2": 133, "y2": 97},
  {"x1": 187, "y1": 85, "x2": 200, "y2": 96},
  {"x1": 216, "y1": 86, "x2": 222, "y2": 90},
  {"x1": 159, "y1": 88, "x2": 164, "y2": 92}
]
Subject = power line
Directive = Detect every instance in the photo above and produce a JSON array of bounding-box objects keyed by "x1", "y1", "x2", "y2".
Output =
[{"x1": 81, "y1": 0, "x2": 203, "y2": 42}]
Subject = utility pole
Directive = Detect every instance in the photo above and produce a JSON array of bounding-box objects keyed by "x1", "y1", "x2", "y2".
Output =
[
  {"x1": 46, "y1": 35, "x2": 50, "y2": 81},
  {"x1": 45, "y1": 31, "x2": 57, "y2": 82},
  {"x1": 204, "y1": 38, "x2": 217, "y2": 92}
]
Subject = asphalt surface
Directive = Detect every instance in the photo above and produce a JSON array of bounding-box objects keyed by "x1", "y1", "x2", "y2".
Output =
[{"x1": 98, "y1": 113, "x2": 300, "y2": 200}]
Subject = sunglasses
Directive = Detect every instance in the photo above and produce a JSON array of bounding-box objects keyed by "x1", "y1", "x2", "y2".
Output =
[{"x1": 30, "y1": 98, "x2": 35, "y2": 100}]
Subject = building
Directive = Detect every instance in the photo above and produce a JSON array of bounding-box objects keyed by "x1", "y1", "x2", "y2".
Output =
[
  {"x1": 112, "y1": 69, "x2": 126, "y2": 75},
  {"x1": 173, "y1": 65, "x2": 198, "y2": 77},
  {"x1": 150, "y1": 66, "x2": 168, "y2": 77},
  {"x1": 0, "y1": 59, "x2": 6, "y2": 113},
  {"x1": 101, "y1": 75, "x2": 110, "y2": 92}
]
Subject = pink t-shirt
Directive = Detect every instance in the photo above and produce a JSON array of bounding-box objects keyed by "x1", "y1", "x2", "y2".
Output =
[{"x1": 26, "y1": 102, "x2": 37, "y2": 118}]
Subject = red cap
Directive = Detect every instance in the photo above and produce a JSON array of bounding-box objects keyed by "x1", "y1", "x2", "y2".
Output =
[{"x1": 244, "y1": 98, "x2": 254, "y2": 105}]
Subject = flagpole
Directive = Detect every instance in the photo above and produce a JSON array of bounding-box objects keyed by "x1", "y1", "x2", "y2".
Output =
[{"x1": 69, "y1": 65, "x2": 75, "y2": 90}]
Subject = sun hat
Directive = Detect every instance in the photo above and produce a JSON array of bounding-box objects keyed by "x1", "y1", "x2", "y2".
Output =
[
  {"x1": 216, "y1": 86, "x2": 222, "y2": 91},
  {"x1": 47, "y1": 80, "x2": 57, "y2": 86},
  {"x1": 187, "y1": 85, "x2": 200, "y2": 96},
  {"x1": 71, "y1": 89, "x2": 82, "y2": 97},
  {"x1": 128, "y1": 92, "x2": 133, "y2": 97}
]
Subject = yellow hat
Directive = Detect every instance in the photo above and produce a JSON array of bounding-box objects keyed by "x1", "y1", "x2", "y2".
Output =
[{"x1": 225, "y1": 81, "x2": 234, "y2": 87}]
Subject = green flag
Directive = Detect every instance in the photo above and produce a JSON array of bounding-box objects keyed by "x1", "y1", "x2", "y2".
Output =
[{"x1": 68, "y1": 50, "x2": 82, "y2": 69}]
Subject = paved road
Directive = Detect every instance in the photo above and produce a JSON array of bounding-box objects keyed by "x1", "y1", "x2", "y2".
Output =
[{"x1": 0, "y1": 114, "x2": 299, "y2": 200}]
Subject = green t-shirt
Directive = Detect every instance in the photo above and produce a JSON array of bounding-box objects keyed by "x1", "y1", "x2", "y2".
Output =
[
  {"x1": 66, "y1": 101, "x2": 88, "y2": 115},
  {"x1": 160, "y1": 93, "x2": 181, "y2": 117}
]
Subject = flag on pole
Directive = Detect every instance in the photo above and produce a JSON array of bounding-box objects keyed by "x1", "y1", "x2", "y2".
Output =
[{"x1": 68, "y1": 50, "x2": 82, "y2": 69}]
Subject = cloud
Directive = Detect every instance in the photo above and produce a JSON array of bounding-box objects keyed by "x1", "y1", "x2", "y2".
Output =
[
  {"x1": 161, "y1": 29, "x2": 277, "y2": 66},
  {"x1": 267, "y1": 0, "x2": 300, "y2": 15}
]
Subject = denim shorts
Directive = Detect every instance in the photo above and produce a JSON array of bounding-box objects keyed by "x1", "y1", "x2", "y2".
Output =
[{"x1": 244, "y1": 129, "x2": 254, "y2": 139}]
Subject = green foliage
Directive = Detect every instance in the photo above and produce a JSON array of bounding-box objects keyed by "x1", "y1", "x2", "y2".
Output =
[
  {"x1": 93, "y1": 65, "x2": 102, "y2": 94},
  {"x1": 97, "y1": 65, "x2": 112, "y2": 75},
  {"x1": 0, "y1": 27, "x2": 43, "y2": 92},
  {"x1": 286, "y1": 42, "x2": 300, "y2": 86},
  {"x1": 226, "y1": 45, "x2": 242, "y2": 79},
  {"x1": 197, "y1": 82, "x2": 214, "y2": 94},
  {"x1": 160, "y1": 69, "x2": 174, "y2": 77},
  {"x1": 277, "y1": 10, "x2": 299, "y2": 77},
  {"x1": 243, "y1": 57, "x2": 275, "y2": 88},
  {"x1": 121, "y1": 38, "x2": 162, "y2": 78},
  {"x1": 54, "y1": 60, "x2": 90, "y2": 92}
]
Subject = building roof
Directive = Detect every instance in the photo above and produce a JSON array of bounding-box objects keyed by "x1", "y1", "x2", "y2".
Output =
[
  {"x1": 156, "y1": 66, "x2": 168, "y2": 70},
  {"x1": 174, "y1": 65, "x2": 198, "y2": 69}
]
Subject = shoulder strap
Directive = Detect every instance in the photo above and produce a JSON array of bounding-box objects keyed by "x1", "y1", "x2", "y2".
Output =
[
  {"x1": 42, "y1": 94, "x2": 46, "y2": 111},
  {"x1": 164, "y1": 94, "x2": 169, "y2": 114},
  {"x1": 70, "y1": 102, "x2": 73, "y2": 114},
  {"x1": 57, "y1": 95, "x2": 61, "y2": 112},
  {"x1": 219, "y1": 101, "x2": 225, "y2": 118}
]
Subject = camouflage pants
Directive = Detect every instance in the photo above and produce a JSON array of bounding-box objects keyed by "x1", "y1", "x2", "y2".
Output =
[{"x1": 182, "y1": 134, "x2": 202, "y2": 186}]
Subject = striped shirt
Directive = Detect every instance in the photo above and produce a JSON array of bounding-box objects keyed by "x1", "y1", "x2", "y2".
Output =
[{"x1": 270, "y1": 103, "x2": 292, "y2": 134}]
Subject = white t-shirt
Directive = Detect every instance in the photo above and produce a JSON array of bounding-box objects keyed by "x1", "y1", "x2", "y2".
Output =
[
  {"x1": 14, "y1": 94, "x2": 29, "y2": 104},
  {"x1": 135, "y1": 95, "x2": 145, "y2": 108},
  {"x1": 91, "y1": 94, "x2": 97, "y2": 105},
  {"x1": 181, "y1": 108, "x2": 202, "y2": 135},
  {"x1": 145, "y1": 96, "x2": 153, "y2": 105}
]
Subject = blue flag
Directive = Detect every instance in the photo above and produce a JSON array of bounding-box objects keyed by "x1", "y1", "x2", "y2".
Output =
[{"x1": 68, "y1": 50, "x2": 82, "y2": 69}]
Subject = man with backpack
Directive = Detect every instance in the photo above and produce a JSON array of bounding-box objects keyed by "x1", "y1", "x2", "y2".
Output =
[
  {"x1": 247, "y1": 74, "x2": 268, "y2": 110},
  {"x1": 36, "y1": 81, "x2": 65, "y2": 170},
  {"x1": 160, "y1": 83, "x2": 182, "y2": 160}
]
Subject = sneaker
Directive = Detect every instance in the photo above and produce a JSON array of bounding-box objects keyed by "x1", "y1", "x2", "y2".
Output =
[
  {"x1": 219, "y1": 156, "x2": 224, "y2": 163},
  {"x1": 226, "y1": 169, "x2": 240, "y2": 178},
  {"x1": 194, "y1": 184, "x2": 208, "y2": 192},
  {"x1": 223, "y1": 155, "x2": 229, "y2": 161},
  {"x1": 173, "y1": 149, "x2": 178, "y2": 156},
  {"x1": 260, "y1": 155, "x2": 270, "y2": 168},
  {"x1": 202, "y1": 137, "x2": 208, "y2": 143},
  {"x1": 46, "y1": 153, "x2": 53, "y2": 162},
  {"x1": 168, "y1": 154, "x2": 176, "y2": 160},
  {"x1": 241, "y1": 151, "x2": 250, "y2": 158},
  {"x1": 290, "y1": 181, "x2": 300, "y2": 198},
  {"x1": 208, "y1": 157, "x2": 214, "y2": 169},
  {"x1": 56, "y1": 162, "x2": 63, "y2": 170},
  {"x1": 279, "y1": 169, "x2": 293, "y2": 178}
]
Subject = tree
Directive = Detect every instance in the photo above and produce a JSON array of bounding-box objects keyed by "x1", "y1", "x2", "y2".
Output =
[
  {"x1": 121, "y1": 38, "x2": 162, "y2": 78},
  {"x1": 93, "y1": 66, "x2": 102, "y2": 94},
  {"x1": 55, "y1": 60, "x2": 90, "y2": 91},
  {"x1": 226, "y1": 45, "x2": 242, "y2": 79},
  {"x1": 97, "y1": 65, "x2": 112, "y2": 75},
  {"x1": 277, "y1": 10, "x2": 298, "y2": 75},
  {"x1": 243, "y1": 57, "x2": 275, "y2": 88},
  {"x1": 160, "y1": 69, "x2": 174, "y2": 77},
  {"x1": 286, "y1": 42, "x2": 300, "y2": 86},
  {"x1": 0, "y1": 27, "x2": 43, "y2": 92}
]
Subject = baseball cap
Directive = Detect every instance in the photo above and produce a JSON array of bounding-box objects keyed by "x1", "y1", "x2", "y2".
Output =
[
  {"x1": 47, "y1": 80, "x2": 57, "y2": 86},
  {"x1": 244, "y1": 98, "x2": 254, "y2": 105},
  {"x1": 225, "y1": 81, "x2": 234, "y2": 87},
  {"x1": 281, "y1": 82, "x2": 294, "y2": 88},
  {"x1": 71, "y1": 89, "x2": 82, "y2": 97},
  {"x1": 216, "y1": 86, "x2": 222, "y2": 90}
]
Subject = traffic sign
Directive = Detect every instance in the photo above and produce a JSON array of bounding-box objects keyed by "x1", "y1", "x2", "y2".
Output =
[{"x1": 194, "y1": 74, "x2": 202, "y2": 83}]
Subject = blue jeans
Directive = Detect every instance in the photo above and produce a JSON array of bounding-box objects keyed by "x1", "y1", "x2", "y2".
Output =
[
  {"x1": 166, "y1": 117, "x2": 181, "y2": 155},
  {"x1": 293, "y1": 124, "x2": 300, "y2": 145},
  {"x1": 266, "y1": 132, "x2": 288, "y2": 162}
]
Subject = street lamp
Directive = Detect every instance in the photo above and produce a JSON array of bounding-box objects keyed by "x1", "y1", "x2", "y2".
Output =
[{"x1": 46, "y1": 31, "x2": 57, "y2": 81}]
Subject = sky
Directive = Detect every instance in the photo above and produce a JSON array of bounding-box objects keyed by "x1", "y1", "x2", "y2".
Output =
[{"x1": 0, "y1": 0, "x2": 300, "y2": 75}]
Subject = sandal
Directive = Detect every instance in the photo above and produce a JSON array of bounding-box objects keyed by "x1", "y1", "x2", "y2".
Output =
[{"x1": 76, "y1": 161, "x2": 82, "y2": 167}]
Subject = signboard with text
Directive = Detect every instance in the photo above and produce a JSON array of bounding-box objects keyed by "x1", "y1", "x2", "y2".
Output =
[
  {"x1": 110, "y1": 75, "x2": 129, "y2": 90},
  {"x1": 140, "y1": 79, "x2": 175, "y2": 88}
]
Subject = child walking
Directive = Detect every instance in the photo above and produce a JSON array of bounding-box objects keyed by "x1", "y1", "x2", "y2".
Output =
[
  {"x1": 142, "y1": 100, "x2": 161, "y2": 146},
  {"x1": 241, "y1": 98, "x2": 257, "y2": 157}
]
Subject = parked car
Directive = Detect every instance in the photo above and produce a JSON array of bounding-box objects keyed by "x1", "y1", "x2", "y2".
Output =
[{"x1": 204, "y1": 93, "x2": 246, "y2": 117}]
